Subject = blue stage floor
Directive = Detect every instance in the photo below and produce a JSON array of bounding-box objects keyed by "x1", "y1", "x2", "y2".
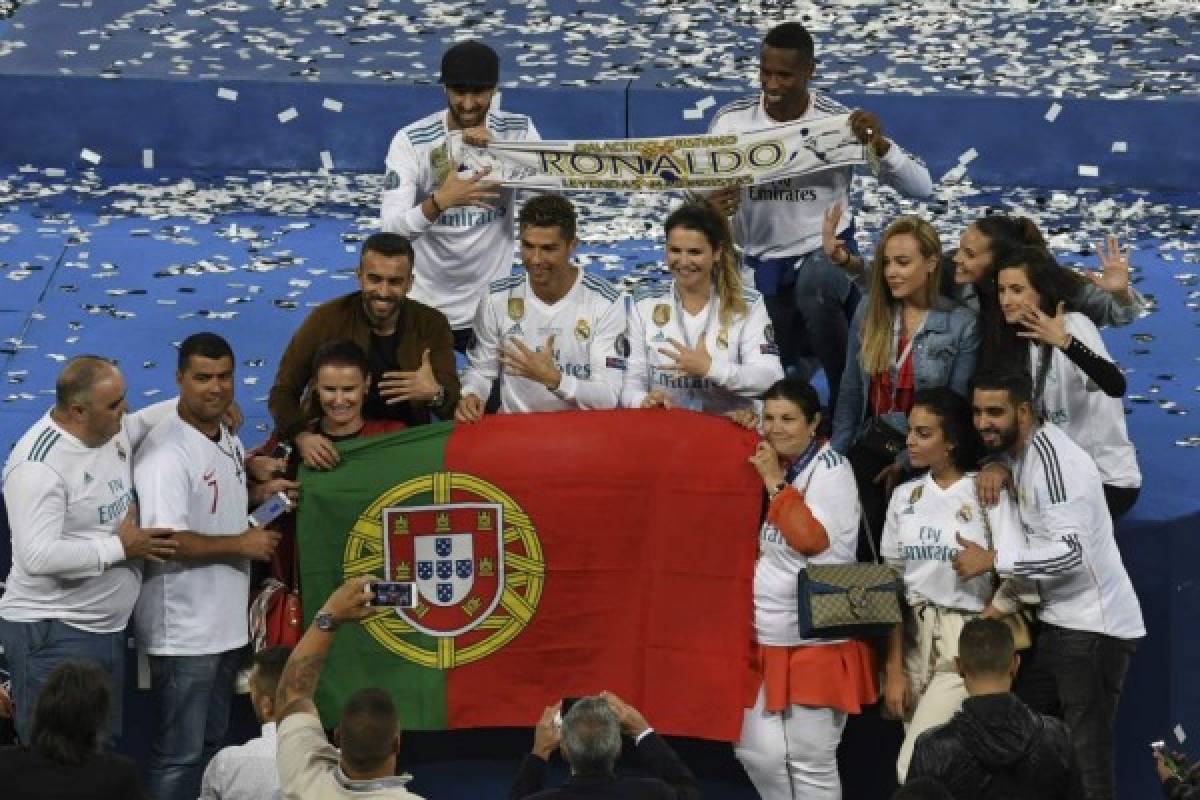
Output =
[{"x1": 1, "y1": 1, "x2": 1199, "y2": 797}]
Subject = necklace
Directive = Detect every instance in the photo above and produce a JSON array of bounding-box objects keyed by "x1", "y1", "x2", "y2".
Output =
[{"x1": 213, "y1": 426, "x2": 244, "y2": 484}]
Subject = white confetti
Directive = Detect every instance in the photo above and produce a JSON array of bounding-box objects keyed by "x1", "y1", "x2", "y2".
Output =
[
  {"x1": 142, "y1": 149, "x2": 155, "y2": 169},
  {"x1": 217, "y1": 87, "x2": 238, "y2": 101},
  {"x1": 320, "y1": 150, "x2": 334, "y2": 170},
  {"x1": 1111, "y1": 141, "x2": 1128, "y2": 153},
  {"x1": 958, "y1": 148, "x2": 979, "y2": 165},
  {"x1": 277, "y1": 107, "x2": 298, "y2": 124},
  {"x1": 80, "y1": 148, "x2": 102, "y2": 165},
  {"x1": 1176, "y1": 724, "x2": 1187, "y2": 744},
  {"x1": 695, "y1": 95, "x2": 716, "y2": 112},
  {"x1": 682, "y1": 108, "x2": 703, "y2": 121},
  {"x1": 1044, "y1": 102, "x2": 1062, "y2": 122},
  {"x1": 322, "y1": 97, "x2": 343, "y2": 113},
  {"x1": 1078, "y1": 164, "x2": 1099, "y2": 177}
]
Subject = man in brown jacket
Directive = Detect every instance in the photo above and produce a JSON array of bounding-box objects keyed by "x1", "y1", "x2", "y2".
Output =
[{"x1": 268, "y1": 233, "x2": 460, "y2": 468}]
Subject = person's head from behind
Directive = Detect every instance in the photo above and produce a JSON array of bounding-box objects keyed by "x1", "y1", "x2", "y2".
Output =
[
  {"x1": 993, "y1": 245, "x2": 1080, "y2": 325},
  {"x1": 970, "y1": 369, "x2": 1034, "y2": 457},
  {"x1": 954, "y1": 214, "x2": 1046, "y2": 286},
  {"x1": 54, "y1": 356, "x2": 127, "y2": 448},
  {"x1": 249, "y1": 646, "x2": 291, "y2": 724},
  {"x1": 518, "y1": 194, "x2": 579, "y2": 295},
  {"x1": 955, "y1": 618, "x2": 1019, "y2": 695},
  {"x1": 892, "y1": 776, "x2": 955, "y2": 800},
  {"x1": 760, "y1": 22, "x2": 815, "y2": 121},
  {"x1": 338, "y1": 688, "x2": 400, "y2": 779},
  {"x1": 761, "y1": 377, "x2": 822, "y2": 462},
  {"x1": 440, "y1": 40, "x2": 499, "y2": 130},
  {"x1": 308, "y1": 339, "x2": 371, "y2": 434},
  {"x1": 560, "y1": 695, "x2": 621, "y2": 776},
  {"x1": 31, "y1": 660, "x2": 110, "y2": 765},
  {"x1": 907, "y1": 387, "x2": 979, "y2": 476}
]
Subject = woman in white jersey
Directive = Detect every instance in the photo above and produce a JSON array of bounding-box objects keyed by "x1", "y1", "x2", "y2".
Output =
[
  {"x1": 622, "y1": 201, "x2": 782, "y2": 417},
  {"x1": 881, "y1": 386, "x2": 1027, "y2": 781},
  {"x1": 983, "y1": 245, "x2": 1140, "y2": 519},
  {"x1": 736, "y1": 377, "x2": 876, "y2": 800}
]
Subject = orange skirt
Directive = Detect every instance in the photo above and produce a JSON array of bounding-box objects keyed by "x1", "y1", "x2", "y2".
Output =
[{"x1": 746, "y1": 639, "x2": 879, "y2": 715}]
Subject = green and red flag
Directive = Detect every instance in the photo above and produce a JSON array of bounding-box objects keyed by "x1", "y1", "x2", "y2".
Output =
[{"x1": 297, "y1": 409, "x2": 761, "y2": 741}]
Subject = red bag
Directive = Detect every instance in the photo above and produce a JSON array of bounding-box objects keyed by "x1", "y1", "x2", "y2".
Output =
[{"x1": 250, "y1": 578, "x2": 302, "y2": 651}]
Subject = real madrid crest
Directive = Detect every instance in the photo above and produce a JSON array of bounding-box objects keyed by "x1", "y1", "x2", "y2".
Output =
[
  {"x1": 908, "y1": 484, "x2": 923, "y2": 504},
  {"x1": 507, "y1": 297, "x2": 525, "y2": 322},
  {"x1": 956, "y1": 504, "x2": 972, "y2": 524},
  {"x1": 715, "y1": 327, "x2": 729, "y2": 350},
  {"x1": 652, "y1": 304, "x2": 671, "y2": 327},
  {"x1": 574, "y1": 319, "x2": 591, "y2": 341},
  {"x1": 345, "y1": 472, "x2": 545, "y2": 669}
]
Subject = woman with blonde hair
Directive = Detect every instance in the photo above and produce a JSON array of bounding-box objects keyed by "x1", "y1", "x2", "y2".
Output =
[
  {"x1": 831, "y1": 216, "x2": 979, "y2": 543},
  {"x1": 622, "y1": 201, "x2": 782, "y2": 416}
]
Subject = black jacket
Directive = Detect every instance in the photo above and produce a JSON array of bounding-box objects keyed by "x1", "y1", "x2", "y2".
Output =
[
  {"x1": 907, "y1": 692, "x2": 1085, "y2": 800},
  {"x1": 510, "y1": 732, "x2": 698, "y2": 800}
]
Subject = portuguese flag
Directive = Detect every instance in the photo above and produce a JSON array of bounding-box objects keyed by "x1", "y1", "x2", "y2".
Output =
[{"x1": 297, "y1": 409, "x2": 761, "y2": 741}]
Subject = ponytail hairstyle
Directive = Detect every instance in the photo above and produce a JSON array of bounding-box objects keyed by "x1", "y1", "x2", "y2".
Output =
[
  {"x1": 860, "y1": 216, "x2": 942, "y2": 376},
  {"x1": 664, "y1": 201, "x2": 746, "y2": 327}
]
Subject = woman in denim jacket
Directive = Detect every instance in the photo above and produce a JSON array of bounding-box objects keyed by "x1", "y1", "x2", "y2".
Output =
[{"x1": 832, "y1": 216, "x2": 980, "y2": 546}]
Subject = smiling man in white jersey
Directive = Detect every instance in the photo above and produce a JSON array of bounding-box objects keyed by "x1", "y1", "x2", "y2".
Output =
[
  {"x1": 954, "y1": 369, "x2": 1143, "y2": 800},
  {"x1": 456, "y1": 194, "x2": 626, "y2": 420},
  {"x1": 381, "y1": 40, "x2": 542, "y2": 353},
  {"x1": 708, "y1": 21, "x2": 932, "y2": 414}
]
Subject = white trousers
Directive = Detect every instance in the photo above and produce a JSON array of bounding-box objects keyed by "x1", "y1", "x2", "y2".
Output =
[
  {"x1": 895, "y1": 669, "x2": 968, "y2": 782},
  {"x1": 735, "y1": 685, "x2": 847, "y2": 800}
]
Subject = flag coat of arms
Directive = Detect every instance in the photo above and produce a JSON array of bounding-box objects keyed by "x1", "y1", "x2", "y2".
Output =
[{"x1": 297, "y1": 410, "x2": 761, "y2": 741}]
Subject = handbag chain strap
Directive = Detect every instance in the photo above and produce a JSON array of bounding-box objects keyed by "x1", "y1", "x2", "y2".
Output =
[{"x1": 974, "y1": 480, "x2": 1001, "y2": 591}]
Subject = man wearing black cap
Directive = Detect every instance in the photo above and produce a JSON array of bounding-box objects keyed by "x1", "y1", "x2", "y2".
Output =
[{"x1": 381, "y1": 40, "x2": 541, "y2": 354}]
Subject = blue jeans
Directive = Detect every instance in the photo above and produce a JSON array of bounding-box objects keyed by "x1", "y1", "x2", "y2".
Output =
[
  {"x1": 146, "y1": 649, "x2": 241, "y2": 800},
  {"x1": 756, "y1": 250, "x2": 861, "y2": 411},
  {"x1": 0, "y1": 617, "x2": 125, "y2": 744}
]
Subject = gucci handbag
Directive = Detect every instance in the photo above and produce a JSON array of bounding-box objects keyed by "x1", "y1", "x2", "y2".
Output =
[{"x1": 796, "y1": 563, "x2": 902, "y2": 640}]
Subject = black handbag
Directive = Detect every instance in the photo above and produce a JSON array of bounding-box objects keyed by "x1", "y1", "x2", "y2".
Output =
[{"x1": 854, "y1": 415, "x2": 906, "y2": 462}]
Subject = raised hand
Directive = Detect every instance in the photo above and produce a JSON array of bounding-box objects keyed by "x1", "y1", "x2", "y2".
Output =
[
  {"x1": 1087, "y1": 235, "x2": 1134, "y2": 301},
  {"x1": 1016, "y1": 301, "x2": 1071, "y2": 349}
]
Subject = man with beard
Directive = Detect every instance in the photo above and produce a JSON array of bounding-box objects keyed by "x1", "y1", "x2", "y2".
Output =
[
  {"x1": 135, "y1": 333, "x2": 283, "y2": 800},
  {"x1": 268, "y1": 233, "x2": 459, "y2": 470},
  {"x1": 952, "y1": 369, "x2": 1143, "y2": 800},
  {"x1": 706, "y1": 21, "x2": 932, "y2": 413},
  {"x1": 380, "y1": 40, "x2": 541, "y2": 353}
]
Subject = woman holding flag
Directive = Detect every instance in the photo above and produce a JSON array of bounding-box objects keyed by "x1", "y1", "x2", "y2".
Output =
[
  {"x1": 621, "y1": 201, "x2": 782, "y2": 417},
  {"x1": 736, "y1": 376, "x2": 877, "y2": 800}
]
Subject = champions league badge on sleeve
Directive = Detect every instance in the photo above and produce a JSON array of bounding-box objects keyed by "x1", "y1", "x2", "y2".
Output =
[{"x1": 344, "y1": 473, "x2": 544, "y2": 669}]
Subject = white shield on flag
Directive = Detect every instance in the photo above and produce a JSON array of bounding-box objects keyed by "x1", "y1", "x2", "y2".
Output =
[{"x1": 413, "y1": 533, "x2": 475, "y2": 607}]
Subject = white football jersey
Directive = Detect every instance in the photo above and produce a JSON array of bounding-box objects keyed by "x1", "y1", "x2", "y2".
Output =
[
  {"x1": 622, "y1": 283, "x2": 783, "y2": 415},
  {"x1": 754, "y1": 445, "x2": 861, "y2": 647},
  {"x1": 882, "y1": 473, "x2": 1023, "y2": 612},
  {"x1": 462, "y1": 269, "x2": 627, "y2": 413},
  {"x1": 1029, "y1": 312, "x2": 1140, "y2": 488},
  {"x1": 134, "y1": 412, "x2": 251, "y2": 655},
  {"x1": 709, "y1": 90, "x2": 932, "y2": 259},
  {"x1": 996, "y1": 424, "x2": 1144, "y2": 639},
  {"x1": 381, "y1": 108, "x2": 541, "y2": 329}
]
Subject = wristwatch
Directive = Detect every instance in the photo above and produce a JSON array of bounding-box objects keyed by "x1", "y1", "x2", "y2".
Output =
[
  {"x1": 428, "y1": 385, "x2": 445, "y2": 408},
  {"x1": 314, "y1": 610, "x2": 340, "y2": 632}
]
